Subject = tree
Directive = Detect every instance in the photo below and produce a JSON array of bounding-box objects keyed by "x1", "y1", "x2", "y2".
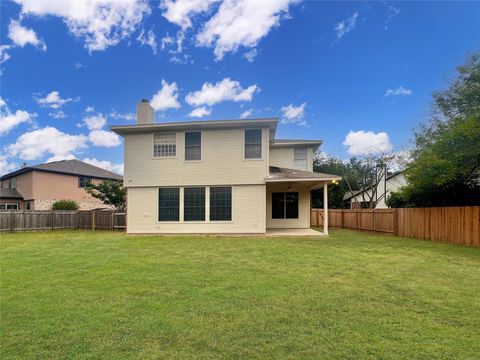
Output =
[
  {"x1": 312, "y1": 155, "x2": 348, "y2": 208},
  {"x1": 312, "y1": 153, "x2": 406, "y2": 208},
  {"x1": 52, "y1": 199, "x2": 79, "y2": 210},
  {"x1": 85, "y1": 180, "x2": 126, "y2": 211},
  {"x1": 393, "y1": 52, "x2": 480, "y2": 207}
]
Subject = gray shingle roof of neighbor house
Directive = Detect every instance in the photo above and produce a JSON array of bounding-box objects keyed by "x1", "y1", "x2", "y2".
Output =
[
  {"x1": 0, "y1": 188, "x2": 24, "y2": 199},
  {"x1": 266, "y1": 166, "x2": 341, "y2": 182},
  {"x1": 0, "y1": 159, "x2": 123, "y2": 181}
]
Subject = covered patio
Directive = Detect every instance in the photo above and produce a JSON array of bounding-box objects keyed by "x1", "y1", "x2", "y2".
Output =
[{"x1": 265, "y1": 166, "x2": 341, "y2": 235}]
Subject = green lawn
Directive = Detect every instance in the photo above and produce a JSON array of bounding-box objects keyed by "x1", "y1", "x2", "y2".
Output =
[{"x1": 1, "y1": 230, "x2": 479, "y2": 359}]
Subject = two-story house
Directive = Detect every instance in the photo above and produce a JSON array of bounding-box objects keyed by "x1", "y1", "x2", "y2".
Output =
[
  {"x1": 0, "y1": 159, "x2": 123, "y2": 210},
  {"x1": 111, "y1": 100, "x2": 340, "y2": 235}
]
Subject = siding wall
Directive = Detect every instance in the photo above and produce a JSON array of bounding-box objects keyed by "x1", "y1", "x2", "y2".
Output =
[
  {"x1": 124, "y1": 127, "x2": 270, "y2": 187},
  {"x1": 126, "y1": 185, "x2": 266, "y2": 233},
  {"x1": 266, "y1": 183, "x2": 311, "y2": 229},
  {"x1": 269, "y1": 146, "x2": 315, "y2": 171}
]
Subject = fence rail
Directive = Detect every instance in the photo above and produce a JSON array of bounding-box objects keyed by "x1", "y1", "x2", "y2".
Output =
[
  {"x1": 0, "y1": 210, "x2": 126, "y2": 232},
  {"x1": 311, "y1": 207, "x2": 480, "y2": 247}
]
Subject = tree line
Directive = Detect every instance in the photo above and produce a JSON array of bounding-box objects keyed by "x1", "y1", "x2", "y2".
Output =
[{"x1": 314, "y1": 52, "x2": 480, "y2": 208}]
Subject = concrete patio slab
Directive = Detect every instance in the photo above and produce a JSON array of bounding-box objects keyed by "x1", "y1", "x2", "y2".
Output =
[{"x1": 266, "y1": 228, "x2": 324, "y2": 237}]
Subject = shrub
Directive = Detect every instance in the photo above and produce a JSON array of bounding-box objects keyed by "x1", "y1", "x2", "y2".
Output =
[{"x1": 52, "y1": 200, "x2": 79, "y2": 210}]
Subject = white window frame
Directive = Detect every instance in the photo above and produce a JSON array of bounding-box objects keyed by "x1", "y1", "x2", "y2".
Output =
[
  {"x1": 8, "y1": 177, "x2": 16, "y2": 189},
  {"x1": 294, "y1": 147, "x2": 308, "y2": 170},
  {"x1": 0, "y1": 203, "x2": 19, "y2": 210},
  {"x1": 184, "y1": 131, "x2": 202, "y2": 161},
  {"x1": 154, "y1": 133, "x2": 177, "y2": 158},
  {"x1": 244, "y1": 128, "x2": 263, "y2": 160}
]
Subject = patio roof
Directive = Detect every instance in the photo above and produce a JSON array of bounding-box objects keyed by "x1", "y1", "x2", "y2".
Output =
[
  {"x1": 0, "y1": 188, "x2": 24, "y2": 199},
  {"x1": 265, "y1": 166, "x2": 341, "y2": 182}
]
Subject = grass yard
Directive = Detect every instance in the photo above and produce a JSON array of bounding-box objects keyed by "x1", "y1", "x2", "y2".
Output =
[{"x1": 1, "y1": 230, "x2": 479, "y2": 359}]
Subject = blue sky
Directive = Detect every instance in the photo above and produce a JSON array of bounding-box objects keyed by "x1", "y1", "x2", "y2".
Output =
[{"x1": 1, "y1": 0, "x2": 479, "y2": 175}]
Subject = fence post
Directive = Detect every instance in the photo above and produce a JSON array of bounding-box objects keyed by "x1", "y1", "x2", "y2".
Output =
[
  {"x1": 10, "y1": 211, "x2": 14, "y2": 232},
  {"x1": 341, "y1": 210, "x2": 344, "y2": 228},
  {"x1": 92, "y1": 211, "x2": 96, "y2": 231},
  {"x1": 393, "y1": 208, "x2": 398, "y2": 236},
  {"x1": 51, "y1": 211, "x2": 55, "y2": 230},
  {"x1": 111, "y1": 211, "x2": 114, "y2": 231}
]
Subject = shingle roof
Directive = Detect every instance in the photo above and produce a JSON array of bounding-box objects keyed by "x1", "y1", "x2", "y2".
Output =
[
  {"x1": 0, "y1": 188, "x2": 24, "y2": 199},
  {"x1": 266, "y1": 166, "x2": 341, "y2": 182},
  {"x1": 0, "y1": 159, "x2": 123, "y2": 181}
]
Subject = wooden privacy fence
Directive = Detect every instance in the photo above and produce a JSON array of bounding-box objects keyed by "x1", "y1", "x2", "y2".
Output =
[
  {"x1": 0, "y1": 210, "x2": 126, "y2": 232},
  {"x1": 311, "y1": 207, "x2": 480, "y2": 247}
]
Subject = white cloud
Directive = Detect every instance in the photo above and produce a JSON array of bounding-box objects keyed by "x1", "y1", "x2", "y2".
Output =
[
  {"x1": 385, "y1": 4, "x2": 401, "y2": 30},
  {"x1": 74, "y1": 62, "x2": 85, "y2": 69},
  {"x1": 0, "y1": 154, "x2": 18, "y2": 175},
  {"x1": 189, "y1": 106, "x2": 211, "y2": 118},
  {"x1": 109, "y1": 111, "x2": 136, "y2": 121},
  {"x1": 49, "y1": 110, "x2": 67, "y2": 119},
  {"x1": 85, "y1": 105, "x2": 95, "y2": 113},
  {"x1": 8, "y1": 19, "x2": 46, "y2": 51},
  {"x1": 185, "y1": 78, "x2": 258, "y2": 107},
  {"x1": 334, "y1": 11, "x2": 358, "y2": 39},
  {"x1": 384, "y1": 86, "x2": 412, "y2": 97},
  {"x1": 83, "y1": 114, "x2": 107, "y2": 130},
  {"x1": 7, "y1": 126, "x2": 87, "y2": 160},
  {"x1": 151, "y1": 80, "x2": 181, "y2": 111},
  {"x1": 83, "y1": 157, "x2": 124, "y2": 175},
  {"x1": 37, "y1": 91, "x2": 77, "y2": 109},
  {"x1": 243, "y1": 48, "x2": 258, "y2": 62},
  {"x1": 343, "y1": 130, "x2": 393, "y2": 156},
  {"x1": 0, "y1": 45, "x2": 12, "y2": 64},
  {"x1": 88, "y1": 129, "x2": 121, "y2": 147},
  {"x1": 240, "y1": 109, "x2": 252, "y2": 119},
  {"x1": 280, "y1": 102, "x2": 306, "y2": 126},
  {"x1": 137, "y1": 29, "x2": 157, "y2": 54},
  {"x1": 14, "y1": 0, "x2": 151, "y2": 52},
  {"x1": 160, "y1": 0, "x2": 219, "y2": 30},
  {"x1": 196, "y1": 0, "x2": 298, "y2": 60},
  {"x1": 46, "y1": 154, "x2": 77, "y2": 163},
  {"x1": 161, "y1": 34, "x2": 175, "y2": 50},
  {"x1": 0, "y1": 99, "x2": 36, "y2": 135}
]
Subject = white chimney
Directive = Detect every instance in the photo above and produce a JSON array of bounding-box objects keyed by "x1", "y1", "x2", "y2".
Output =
[{"x1": 136, "y1": 99, "x2": 154, "y2": 125}]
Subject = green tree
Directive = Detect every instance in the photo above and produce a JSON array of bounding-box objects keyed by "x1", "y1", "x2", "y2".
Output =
[
  {"x1": 85, "y1": 180, "x2": 126, "y2": 211},
  {"x1": 395, "y1": 52, "x2": 480, "y2": 207},
  {"x1": 52, "y1": 199, "x2": 79, "y2": 210}
]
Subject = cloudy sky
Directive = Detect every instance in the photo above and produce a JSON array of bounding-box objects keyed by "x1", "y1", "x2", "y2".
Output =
[{"x1": 1, "y1": 0, "x2": 479, "y2": 175}]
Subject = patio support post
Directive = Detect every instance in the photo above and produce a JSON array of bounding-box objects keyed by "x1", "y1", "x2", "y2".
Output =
[{"x1": 323, "y1": 181, "x2": 328, "y2": 235}]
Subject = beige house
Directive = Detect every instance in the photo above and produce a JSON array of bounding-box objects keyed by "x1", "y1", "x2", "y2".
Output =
[
  {"x1": 0, "y1": 160, "x2": 123, "y2": 210},
  {"x1": 111, "y1": 100, "x2": 340, "y2": 235}
]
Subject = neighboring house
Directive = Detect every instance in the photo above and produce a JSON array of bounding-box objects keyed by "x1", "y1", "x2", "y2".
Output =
[
  {"x1": 0, "y1": 160, "x2": 123, "y2": 210},
  {"x1": 110, "y1": 99, "x2": 340, "y2": 234},
  {"x1": 343, "y1": 171, "x2": 407, "y2": 209}
]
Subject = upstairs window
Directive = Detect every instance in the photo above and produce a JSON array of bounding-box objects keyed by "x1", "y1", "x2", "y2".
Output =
[
  {"x1": 8, "y1": 177, "x2": 16, "y2": 189},
  {"x1": 185, "y1": 132, "x2": 201, "y2": 161},
  {"x1": 245, "y1": 129, "x2": 262, "y2": 159},
  {"x1": 272, "y1": 192, "x2": 299, "y2": 219},
  {"x1": 79, "y1": 177, "x2": 92, "y2": 188},
  {"x1": 294, "y1": 147, "x2": 308, "y2": 170},
  {"x1": 154, "y1": 133, "x2": 176, "y2": 157},
  {"x1": 184, "y1": 187, "x2": 205, "y2": 221}
]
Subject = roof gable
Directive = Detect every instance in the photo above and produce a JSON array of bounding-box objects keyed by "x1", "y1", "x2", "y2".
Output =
[{"x1": 0, "y1": 159, "x2": 123, "y2": 181}]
